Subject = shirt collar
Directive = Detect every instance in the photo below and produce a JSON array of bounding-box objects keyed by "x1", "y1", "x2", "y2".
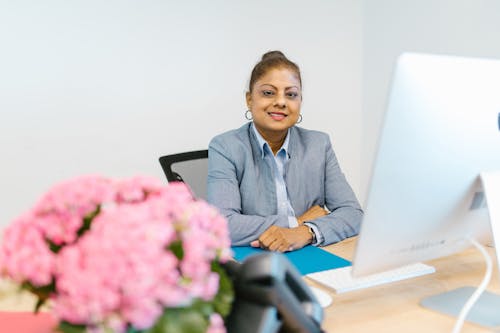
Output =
[{"x1": 251, "y1": 122, "x2": 290, "y2": 159}]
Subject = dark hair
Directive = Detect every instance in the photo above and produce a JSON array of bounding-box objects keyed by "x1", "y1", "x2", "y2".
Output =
[{"x1": 248, "y1": 51, "x2": 302, "y2": 93}]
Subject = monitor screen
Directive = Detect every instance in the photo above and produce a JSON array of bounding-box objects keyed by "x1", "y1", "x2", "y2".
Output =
[{"x1": 352, "y1": 52, "x2": 500, "y2": 277}]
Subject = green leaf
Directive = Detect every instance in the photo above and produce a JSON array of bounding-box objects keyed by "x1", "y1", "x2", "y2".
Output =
[
  {"x1": 211, "y1": 261, "x2": 234, "y2": 317},
  {"x1": 57, "y1": 321, "x2": 87, "y2": 333},
  {"x1": 144, "y1": 307, "x2": 208, "y2": 333},
  {"x1": 168, "y1": 240, "x2": 184, "y2": 260},
  {"x1": 34, "y1": 298, "x2": 45, "y2": 313},
  {"x1": 77, "y1": 205, "x2": 101, "y2": 238},
  {"x1": 191, "y1": 299, "x2": 213, "y2": 318},
  {"x1": 48, "y1": 240, "x2": 63, "y2": 253},
  {"x1": 21, "y1": 280, "x2": 56, "y2": 312}
]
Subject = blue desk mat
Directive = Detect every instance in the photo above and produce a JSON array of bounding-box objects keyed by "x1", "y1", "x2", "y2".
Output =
[{"x1": 231, "y1": 245, "x2": 351, "y2": 275}]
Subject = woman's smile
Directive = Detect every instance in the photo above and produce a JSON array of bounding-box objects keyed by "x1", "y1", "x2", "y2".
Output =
[{"x1": 268, "y1": 111, "x2": 287, "y2": 121}]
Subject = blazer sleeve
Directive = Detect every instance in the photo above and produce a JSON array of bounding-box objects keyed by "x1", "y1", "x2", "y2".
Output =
[
  {"x1": 307, "y1": 137, "x2": 363, "y2": 246},
  {"x1": 207, "y1": 137, "x2": 289, "y2": 246}
]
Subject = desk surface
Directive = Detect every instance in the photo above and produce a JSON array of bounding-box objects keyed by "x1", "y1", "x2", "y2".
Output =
[
  {"x1": 317, "y1": 237, "x2": 499, "y2": 333},
  {"x1": 1, "y1": 237, "x2": 498, "y2": 332}
]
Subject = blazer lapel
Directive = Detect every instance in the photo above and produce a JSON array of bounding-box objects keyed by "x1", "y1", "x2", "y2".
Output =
[{"x1": 285, "y1": 127, "x2": 305, "y2": 215}]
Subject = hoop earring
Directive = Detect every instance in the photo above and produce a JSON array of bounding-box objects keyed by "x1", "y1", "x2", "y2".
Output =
[
  {"x1": 245, "y1": 110, "x2": 253, "y2": 120},
  {"x1": 296, "y1": 114, "x2": 303, "y2": 124}
]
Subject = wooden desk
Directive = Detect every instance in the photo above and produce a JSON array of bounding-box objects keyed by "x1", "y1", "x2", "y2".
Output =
[
  {"x1": 316, "y1": 237, "x2": 500, "y2": 333},
  {"x1": 1, "y1": 237, "x2": 498, "y2": 332}
]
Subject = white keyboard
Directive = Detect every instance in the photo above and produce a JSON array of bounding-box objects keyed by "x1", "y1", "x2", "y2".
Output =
[{"x1": 307, "y1": 263, "x2": 435, "y2": 294}]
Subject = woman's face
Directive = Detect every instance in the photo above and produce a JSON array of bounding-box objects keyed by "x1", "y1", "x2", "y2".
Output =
[{"x1": 246, "y1": 67, "x2": 302, "y2": 138}]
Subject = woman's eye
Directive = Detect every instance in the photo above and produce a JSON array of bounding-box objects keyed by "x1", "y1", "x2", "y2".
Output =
[
  {"x1": 262, "y1": 90, "x2": 274, "y2": 96},
  {"x1": 287, "y1": 92, "x2": 298, "y2": 98}
]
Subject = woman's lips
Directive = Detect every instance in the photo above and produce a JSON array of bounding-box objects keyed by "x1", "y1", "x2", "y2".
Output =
[{"x1": 268, "y1": 112, "x2": 287, "y2": 120}]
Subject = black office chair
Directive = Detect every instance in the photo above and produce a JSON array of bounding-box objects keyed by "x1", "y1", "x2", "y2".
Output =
[{"x1": 158, "y1": 149, "x2": 209, "y2": 200}]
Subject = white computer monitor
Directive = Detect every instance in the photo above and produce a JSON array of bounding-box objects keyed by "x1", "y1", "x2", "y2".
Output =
[{"x1": 352, "y1": 52, "x2": 500, "y2": 277}]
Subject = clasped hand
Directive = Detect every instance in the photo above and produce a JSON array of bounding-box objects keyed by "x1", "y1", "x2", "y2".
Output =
[{"x1": 250, "y1": 205, "x2": 328, "y2": 252}]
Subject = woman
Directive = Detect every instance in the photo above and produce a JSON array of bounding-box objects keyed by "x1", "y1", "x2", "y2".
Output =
[{"x1": 207, "y1": 51, "x2": 363, "y2": 252}]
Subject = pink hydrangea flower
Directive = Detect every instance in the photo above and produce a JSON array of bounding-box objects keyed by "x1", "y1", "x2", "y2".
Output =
[
  {"x1": 32, "y1": 175, "x2": 115, "y2": 246},
  {"x1": 207, "y1": 313, "x2": 226, "y2": 333},
  {"x1": 114, "y1": 175, "x2": 164, "y2": 203},
  {"x1": 0, "y1": 175, "x2": 232, "y2": 332},
  {"x1": 0, "y1": 213, "x2": 55, "y2": 286}
]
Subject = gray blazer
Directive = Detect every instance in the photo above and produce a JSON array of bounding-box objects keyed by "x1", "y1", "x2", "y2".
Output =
[{"x1": 207, "y1": 123, "x2": 363, "y2": 246}]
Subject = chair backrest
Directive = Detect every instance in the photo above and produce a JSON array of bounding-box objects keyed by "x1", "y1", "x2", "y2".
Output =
[{"x1": 158, "y1": 150, "x2": 209, "y2": 199}]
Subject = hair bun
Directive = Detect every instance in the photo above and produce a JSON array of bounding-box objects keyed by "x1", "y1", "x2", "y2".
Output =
[
  {"x1": 261, "y1": 50, "x2": 286, "y2": 61},
  {"x1": 248, "y1": 50, "x2": 301, "y2": 92}
]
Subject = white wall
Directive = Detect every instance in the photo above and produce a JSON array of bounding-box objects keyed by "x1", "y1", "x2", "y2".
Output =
[
  {"x1": 0, "y1": 1, "x2": 363, "y2": 228},
  {"x1": 5, "y1": 0, "x2": 498, "y2": 230},
  {"x1": 361, "y1": 0, "x2": 500, "y2": 202}
]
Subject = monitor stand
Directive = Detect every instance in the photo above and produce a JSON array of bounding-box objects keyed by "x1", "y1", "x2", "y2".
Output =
[
  {"x1": 481, "y1": 171, "x2": 500, "y2": 268},
  {"x1": 420, "y1": 286, "x2": 500, "y2": 329},
  {"x1": 420, "y1": 171, "x2": 500, "y2": 330}
]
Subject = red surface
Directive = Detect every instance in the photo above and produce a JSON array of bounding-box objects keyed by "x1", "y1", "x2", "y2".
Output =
[{"x1": 0, "y1": 311, "x2": 57, "y2": 333}]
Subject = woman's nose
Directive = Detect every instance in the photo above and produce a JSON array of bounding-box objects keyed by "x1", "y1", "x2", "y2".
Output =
[{"x1": 274, "y1": 93, "x2": 286, "y2": 108}]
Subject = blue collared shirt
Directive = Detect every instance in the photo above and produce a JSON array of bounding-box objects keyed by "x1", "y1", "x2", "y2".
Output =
[
  {"x1": 251, "y1": 124, "x2": 297, "y2": 227},
  {"x1": 251, "y1": 124, "x2": 321, "y2": 245}
]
